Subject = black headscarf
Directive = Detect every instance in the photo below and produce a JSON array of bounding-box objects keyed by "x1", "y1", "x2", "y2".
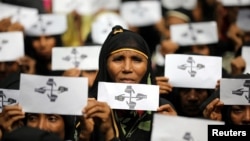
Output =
[
  {"x1": 2, "y1": 126, "x2": 63, "y2": 141},
  {"x1": 89, "y1": 25, "x2": 155, "y2": 98}
]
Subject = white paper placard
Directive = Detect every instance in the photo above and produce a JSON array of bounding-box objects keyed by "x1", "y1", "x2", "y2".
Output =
[
  {"x1": 0, "y1": 32, "x2": 24, "y2": 61},
  {"x1": 52, "y1": 46, "x2": 101, "y2": 70},
  {"x1": 0, "y1": 88, "x2": 19, "y2": 112},
  {"x1": 19, "y1": 74, "x2": 88, "y2": 115},
  {"x1": 218, "y1": 0, "x2": 250, "y2": 6},
  {"x1": 161, "y1": 0, "x2": 197, "y2": 10},
  {"x1": 24, "y1": 14, "x2": 67, "y2": 36},
  {"x1": 120, "y1": 1, "x2": 162, "y2": 27},
  {"x1": 52, "y1": 0, "x2": 121, "y2": 15},
  {"x1": 236, "y1": 9, "x2": 250, "y2": 31},
  {"x1": 170, "y1": 21, "x2": 218, "y2": 46},
  {"x1": 242, "y1": 46, "x2": 250, "y2": 74},
  {"x1": 91, "y1": 12, "x2": 128, "y2": 45},
  {"x1": 164, "y1": 54, "x2": 222, "y2": 88},
  {"x1": 220, "y1": 78, "x2": 250, "y2": 105},
  {"x1": 151, "y1": 114, "x2": 224, "y2": 141},
  {"x1": 0, "y1": 2, "x2": 38, "y2": 29},
  {"x1": 97, "y1": 82, "x2": 159, "y2": 111}
]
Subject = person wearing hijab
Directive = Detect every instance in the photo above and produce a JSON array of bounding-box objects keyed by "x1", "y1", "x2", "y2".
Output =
[{"x1": 88, "y1": 25, "x2": 177, "y2": 141}]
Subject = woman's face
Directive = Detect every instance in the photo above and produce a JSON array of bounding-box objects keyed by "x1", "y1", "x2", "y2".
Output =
[
  {"x1": 107, "y1": 50, "x2": 148, "y2": 83},
  {"x1": 0, "y1": 61, "x2": 19, "y2": 80},
  {"x1": 179, "y1": 88, "x2": 209, "y2": 117},
  {"x1": 26, "y1": 113, "x2": 65, "y2": 140},
  {"x1": 32, "y1": 36, "x2": 56, "y2": 59},
  {"x1": 230, "y1": 105, "x2": 250, "y2": 125}
]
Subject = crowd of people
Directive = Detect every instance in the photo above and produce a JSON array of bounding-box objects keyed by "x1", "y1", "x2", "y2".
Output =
[{"x1": 0, "y1": 0, "x2": 249, "y2": 141}]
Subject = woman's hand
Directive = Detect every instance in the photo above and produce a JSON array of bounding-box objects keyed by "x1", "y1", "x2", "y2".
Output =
[
  {"x1": 155, "y1": 76, "x2": 173, "y2": 95},
  {"x1": 203, "y1": 98, "x2": 224, "y2": 121},
  {"x1": 157, "y1": 104, "x2": 177, "y2": 116},
  {"x1": 230, "y1": 56, "x2": 246, "y2": 76},
  {"x1": 0, "y1": 104, "x2": 25, "y2": 133},
  {"x1": 80, "y1": 98, "x2": 115, "y2": 141},
  {"x1": 17, "y1": 56, "x2": 36, "y2": 74},
  {"x1": 62, "y1": 68, "x2": 81, "y2": 77}
]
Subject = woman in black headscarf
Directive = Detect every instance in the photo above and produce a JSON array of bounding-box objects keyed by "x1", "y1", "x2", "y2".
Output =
[{"x1": 88, "y1": 25, "x2": 177, "y2": 141}]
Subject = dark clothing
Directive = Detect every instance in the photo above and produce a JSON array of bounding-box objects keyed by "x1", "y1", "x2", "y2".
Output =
[
  {"x1": 2, "y1": 126, "x2": 63, "y2": 141},
  {"x1": 2, "y1": 0, "x2": 45, "y2": 13}
]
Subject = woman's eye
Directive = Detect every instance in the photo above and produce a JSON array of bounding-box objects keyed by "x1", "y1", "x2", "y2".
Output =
[
  {"x1": 27, "y1": 115, "x2": 38, "y2": 122},
  {"x1": 113, "y1": 56, "x2": 123, "y2": 61},
  {"x1": 231, "y1": 107, "x2": 244, "y2": 113},
  {"x1": 132, "y1": 56, "x2": 143, "y2": 62},
  {"x1": 48, "y1": 115, "x2": 59, "y2": 122}
]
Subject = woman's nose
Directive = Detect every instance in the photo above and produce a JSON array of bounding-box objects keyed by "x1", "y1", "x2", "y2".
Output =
[{"x1": 123, "y1": 60, "x2": 132, "y2": 72}]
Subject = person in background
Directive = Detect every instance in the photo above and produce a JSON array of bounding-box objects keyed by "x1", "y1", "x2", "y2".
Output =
[
  {"x1": 202, "y1": 73, "x2": 250, "y2": 125},
  {"x1": 168, "y1": 87, "x2": 214, "y2": 118},
  {"x1": 152, "y1": 8, "x2": 193, "y2": 96},
  {"x1": 24, "y1": 14, "x2": 67, "y2": 76},
  {"x1": 0, "y1": 73, "x2": 117, "y2": 141},
  {"x1": 0, "y1": 18, "x2": 36, "y2": 82}
]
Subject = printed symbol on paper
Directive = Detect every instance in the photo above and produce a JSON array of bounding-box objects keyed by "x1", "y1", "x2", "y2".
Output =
[
  {"x1": 35, "y1": 78, "x2": 68, "y2": 102},
  {"x1": 232, "y1": 80, "x2": 250, "y2": 103},
  {"x1": 181, "y1": 24, "x2": 204, "y2": 42},
  {"x1": 11, "y1": 8, "x2": 22, "y2": 23},
  {"x1": 0, "y1": 91, "x2": 17, "y2": 109},
  {"x1": 0, "y1": 39, "x2": 8, "y2": 51},
  {"x1": 177, "y1": 56, "x2": 205, "y2": 77},
  {"x1": 62, "y1": 48, "x2": 87, "y2": 67},
  {"x1": 31, "y1": 15, "x2": 52, "y2": 33},
  {"x1": 132, "y1": 3, "x2": 148, "y2": 17},
  {"x1": 183, "y1": 132, "x2": 194, "y2": 141},
  {"x1": 115, "y1": 85, "x2": 147, "y2": 109}
]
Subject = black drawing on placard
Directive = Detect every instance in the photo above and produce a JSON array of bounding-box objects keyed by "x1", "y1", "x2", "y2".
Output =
[
  {"x1": 232, "y1": 79, "x2": 250, "y2": 103},
  {"x1": 62, "y1": 48, "x2": 87, "y2": 67},
  {"x1": 35, "y1": 78, "x2": 68, "y2": 102},
  {"x1": 115, "y1": 85, "x2": 147, "y2": 109},
  {"x1": 177, "y1": 56, "x2": 205, "y2": 77},
  {"x1": 0, "y1": 90, "x2": 17, "y2": 109}
]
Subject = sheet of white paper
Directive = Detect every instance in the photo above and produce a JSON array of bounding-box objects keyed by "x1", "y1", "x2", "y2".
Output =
[
  {"x1": 161, "y1": 0, "x2": 197, "y2": 10},
  {"x1": 52, "y1": 46, "x2": 101, "y2": 70},
  {"x1": 120, "y1": 1, "x2": 162, "y2": 27},
  {"x1": 19, "y1": 74, "x2": 88, "y2": 115},
  {"x1": 91, "y1": 12, "x2": 128, "y2": 45},
  {"x1": 52, "y1": 0, "x2": 104, "y2": 15},
  {"x1": 0, "y1": 32, "x2": 24, "y2": 62},
  {"x1": 170, "y1": 21, "x2": 218, "y2": 46},
  {"x1": 151, "y1": 114, "x2": 224, "y2": 141},
  {"x1": 0, "y1": 89, "x2": 19, "y2": 112},
  {"x1": 236, "y1": 9, "x2": 250, "y2": 31},
  {"x1": 220, "y1": 78, "x2": 250, "y2": 105},
  {"x1": 242, "y1": 46, "x2": 250, "y2": 74},
  {"x1": 97, "y1": 82, "x2": 159, "y2": 111},
  {"x1": 164, "y1": 54, "x2": 222, "y2": 88},
  {"x1": 25, "y1": 14, "x2": 67, "y2": 36},
  {"x1": 0, "y1": 2, "x2": 38, "y2": 29},
  {"x1": 219, "y1": 0, "x2": 250, "y2": 6}
]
